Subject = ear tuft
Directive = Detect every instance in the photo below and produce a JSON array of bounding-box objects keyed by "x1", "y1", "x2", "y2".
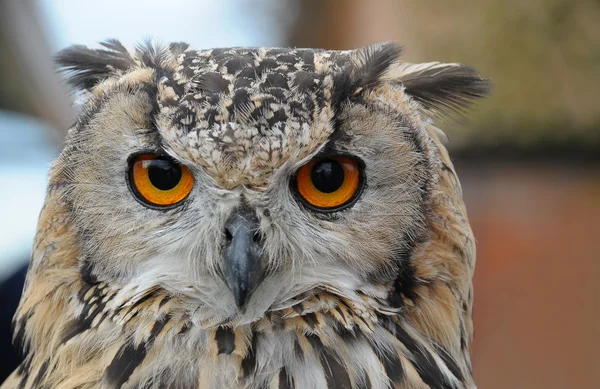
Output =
[
  {"x1": 386, "y1": 62, "x2": 491, "y2": 116},
  {"x1": 333, "y1": 42, "x2": 403, "y2": 106},
  {"x1": 352, "y1": 42, "x2": 403, "y2": 91},
  {"x1": 55, "y1": 39, "x2": 135, "y2": 90}
]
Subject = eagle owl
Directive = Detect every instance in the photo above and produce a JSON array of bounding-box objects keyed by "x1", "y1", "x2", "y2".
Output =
[{"x1": 2, "y1": 40, "x2": 488, "y2": 389}]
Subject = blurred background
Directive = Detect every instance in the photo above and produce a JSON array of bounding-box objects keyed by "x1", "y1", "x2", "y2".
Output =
[{"x1": 0, "y1": 0, "x2": 598, "y2": 387}]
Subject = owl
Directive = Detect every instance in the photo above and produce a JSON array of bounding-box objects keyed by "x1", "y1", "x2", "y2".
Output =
[{"x1": 2, "y1": 40, "x2": 488, "y2": 389}]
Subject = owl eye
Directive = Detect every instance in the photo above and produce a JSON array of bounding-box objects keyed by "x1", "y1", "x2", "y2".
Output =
[
  {"x1": 295, "y1": 156, "x2": 363, "y2": 211},
  {"x1": 129, "y1": 154, "x2": 194, "y2": 207}
]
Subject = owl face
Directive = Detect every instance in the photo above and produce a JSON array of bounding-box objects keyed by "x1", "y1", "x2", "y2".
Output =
[{"x1": 54, "y1": 41, "x2": 487, "y2": 326}]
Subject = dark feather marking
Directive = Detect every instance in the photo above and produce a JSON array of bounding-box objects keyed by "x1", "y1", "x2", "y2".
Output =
[
  {"x1": 127, "y1": 291, "x2": 155, "y2": 311},
  {"x1": 334, "y1": 323, "x2": 358, "y2": 340},
  {"x1": 278, "y1": 367, "x2": 292, "y2": 389},
  {"x1": 328, "y1": 117, "x2": 353, "y2": 145},
  {"x1": 359, "y1": 321, "x2": 405, "y2": 385},
  {"x1": 293, "y1": 339, "x2": 304, "y2": 361},
  {"x1": 14, "y1": 364, "x2": 27, "y2": 389},
  {"x1": 158, "y1": 295, "x2": 171, "y2": 309},
  {"x1": 16, "y1": 364, "x2": 28, "y2": 389},
  {"x1": 198, "y1": 72, "x2": 230, "y2": 94},
  {"x1": 77, "y1": 282, "x2": 93, "y2": 301},
  {"x1": 215, "y1": 326, "x2": 236, "y2": 355},
  {"x1": 242, "y1": 332, "x2": 259, "y2": 377},
  {"x1": 387, "y1": 251, "x2": 418, "y2": 308},
  {"x1": 434, "y1": 344, "x2": 464, "y2": 383},
  {"x1": 306, "y1": 333, "x2": 324, "y2": 353},
  {"x1": 334, "y1": 307, "x2": 347, "y2": 323},
  {"x1": 19, "y1": 356, "x2": 40, "y2": 389},
  {"x1": 306, "y1": 334, "x2": 352, "y2": 389},
  {"x1": 104, "y1": 317, "x2": 168, "y2": 388},
  {"x1": 179, "y1": 323, "x2": 190, "y2": 335},
  {"x1": 292, "y1": 304, "x2": 304, "y2": 315},
  {"x1": 380, "y1": 316, "x2": 455, "y2": 389},
  {"x1": 143, "y1": 72, "x2": 170, "y2": 152},
  {"x1": 60, "y1": 318, "x2": 91, "y2": 345},
  {"x1": 30, "y1": 359, "x2": 50, "y2": 388},
  {"x1": 13, "y1": 308, "x2": 34, "y2": 357},
  {"x1": 225, "y1": 56, "x2": 253, "y2": 74},
  {"x1": 331, "y1": 70, "x2": 354, "y2": 109},
  {"x1": 321, "y1": 350, "x2": 352, "y2": 389},
  {"x1": 294, "y1": 71, "x2": 320, "y2": 92},
  {"x1": 337, "y1": 298, "x2": 353, "y2": 312},
  {"x1": 379, "y1": 349, "x2": 404, "y2": 385},
  {"x1": 61, "y1": 281, "x2": 111, "y2": 344},
  {"x1": 105, "y1": 342, "x2": 148, "y2": 388},
  {"x1": 303, "y1": 313, "x2": 318, "y2": 329},
  {"x1": 150, "y1": 316, "x2": 170, "y2": 338}
]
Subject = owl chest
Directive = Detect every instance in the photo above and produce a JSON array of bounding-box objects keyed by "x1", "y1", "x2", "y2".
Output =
[
  {"x1": 152, "y1": 327, "x2": 344, "y2": 389},
  {"x1": 142, "y1": 325, "x2": 385, "y2": 389},
  {"x1": 139, "y1": 318, "x2": 465, "y2": 389},
  {"x1": 18, "y1": 301, "x2": 464, "y2": 389}
]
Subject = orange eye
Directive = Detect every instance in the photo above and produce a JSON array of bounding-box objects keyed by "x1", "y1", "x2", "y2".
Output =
[
  {"x1": 129, "y1": 154, "x2": 194, "y2": 207},
  {"x1": 295, "y1": 156, "x2": 363, "y2": 211}
]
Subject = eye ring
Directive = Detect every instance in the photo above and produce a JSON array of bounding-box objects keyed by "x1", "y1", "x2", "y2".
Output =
[
  {"x1": 127, "y1": 153, "x2": 194, "y2": 209},
  {"x1": 293, "y1": 156, "x2": 364, "y2": 212}
]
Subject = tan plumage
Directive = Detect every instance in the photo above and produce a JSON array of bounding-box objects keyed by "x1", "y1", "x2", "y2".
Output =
[{"x1": 2, "y1": 41, "x2": 488, "y2": 389}]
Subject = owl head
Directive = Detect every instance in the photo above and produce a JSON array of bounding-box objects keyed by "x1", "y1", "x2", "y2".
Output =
[
  {"x1": 9, "y1": 40, "x2": 488, "y2": 389},
  {"x1": 44, "y1": 40, "x2": 489, "y2": 324}
]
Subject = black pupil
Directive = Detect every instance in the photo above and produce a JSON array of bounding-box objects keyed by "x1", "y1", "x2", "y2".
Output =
[
  {"x1": 311, "y1": 159, "x2": 345, "y2": 193},
  {"x1": 147, "y1": 158, "x2": 182, "y2": 191}
]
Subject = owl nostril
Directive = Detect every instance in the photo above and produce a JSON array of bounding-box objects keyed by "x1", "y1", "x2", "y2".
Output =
[{"x1": 252, "y1": 231, "x2": 261, "y2": 244}]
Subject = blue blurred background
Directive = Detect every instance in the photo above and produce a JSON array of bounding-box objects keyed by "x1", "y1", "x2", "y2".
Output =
[{"x1": 1, "y1": 1, "x2": 598, "y2": 387}]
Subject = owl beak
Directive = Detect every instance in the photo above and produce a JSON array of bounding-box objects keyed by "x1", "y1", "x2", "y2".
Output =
[{"x1": 222, "y1": 206, "x2": 264, "y2": 309}]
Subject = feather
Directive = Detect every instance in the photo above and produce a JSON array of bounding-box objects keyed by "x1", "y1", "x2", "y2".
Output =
[
  {"x1": 332, "y1": 42, "x2": 402, "y2": 106},
  {"x1": 55, "y1": 39, "x2": 134, "y2": 90},
  {"x1": 352, "y1": 42, "x2": 403, "y2": 91},
  {"x1": 386, "y1": 61, "x2": 491, "y2": 117}
]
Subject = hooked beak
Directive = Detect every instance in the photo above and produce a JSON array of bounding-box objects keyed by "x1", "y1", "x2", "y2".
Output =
[{"x1": 222, "y1": 206, "x2": 264, "y2": 309}]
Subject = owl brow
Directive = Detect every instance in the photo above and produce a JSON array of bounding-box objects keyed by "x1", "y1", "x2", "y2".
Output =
[
  {"x1": 127, "y1": 125, "x2": 169, "y2": 155},
  {"x1": 311, "y1": 138, "x2": 349, "y2": 159}
]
